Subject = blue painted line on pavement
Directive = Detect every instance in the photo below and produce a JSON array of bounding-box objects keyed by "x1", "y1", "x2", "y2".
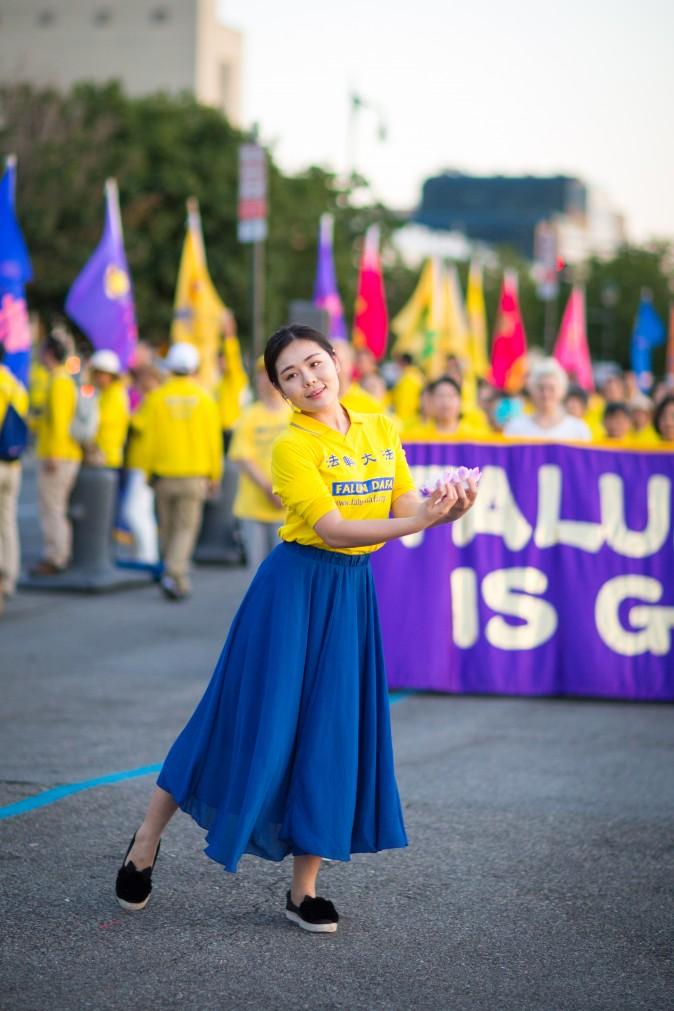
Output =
[
  {"x1": 0, "y1": 694, "x2": 416, "y2": 821},
  {"x1": 0, "y1": 764, "x2": 161, "y2": 821},
  {"x1": 389, "y1": 690, "x2": 415, "y2": 705}
]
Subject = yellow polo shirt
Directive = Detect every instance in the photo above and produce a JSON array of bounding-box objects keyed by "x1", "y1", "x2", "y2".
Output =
[
  {"x1": 403, "y1": 418, "x2": 487, "y2": 442},
  {"x1": 272, "y1": 408, "x2": 417, "y2": 555},
  {"x1": 229, "y1": 400, "x2": 292, "y2": 522},
  {"x1": 391, "y1": 365, "x2": 424, "y2": 423},
  {"x1": 36, "y1": 366, "x2": 82, "y2": 462},
  {"x1": 95, "y1": 380, "x2": 130, "y2": 468},
  {"x1": 142, "y1": 376, "x2": 223, "y2": 483},
  {"x1": 341, "y1": 382, "x2": 383, "y2": 415}
]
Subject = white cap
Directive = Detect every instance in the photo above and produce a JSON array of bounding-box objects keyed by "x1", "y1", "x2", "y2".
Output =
[
  {"x1": 166, "y1": 342, "x2": 199, "y2": 375},
  {"x1": 89, "y1": 349, "x2": 122, "y2": 375}
]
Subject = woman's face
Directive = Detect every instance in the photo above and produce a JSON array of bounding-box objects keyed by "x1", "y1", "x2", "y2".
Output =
[
  {"x1": 432, "y1": 381, "x2": 461, "y2": 427},
  {"x1": 658, "y1": 402, "x2": 674, "y2": 441},
  {"x1": 532, "y1": 375, "x2": 564, "y2": 414},
  {"x1": 275, "y1": 339, "x2": 340, "y2": 412}
]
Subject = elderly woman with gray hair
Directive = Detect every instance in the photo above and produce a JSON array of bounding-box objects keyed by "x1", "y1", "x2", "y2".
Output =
[{"x1": 504, "y1": 358, "x2": 591, "y2": 441}]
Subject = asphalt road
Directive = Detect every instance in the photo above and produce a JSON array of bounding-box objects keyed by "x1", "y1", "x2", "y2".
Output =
[{"x1": 1, "y1": 468, "x2": 672, "y2": 1010}]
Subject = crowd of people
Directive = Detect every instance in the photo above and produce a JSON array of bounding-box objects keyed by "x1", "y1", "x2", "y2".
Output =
[{"x1": 0, "y1": 325, "x2": 673, "y2": 615}]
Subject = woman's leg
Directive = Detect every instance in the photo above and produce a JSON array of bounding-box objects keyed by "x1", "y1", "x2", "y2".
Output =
[
  {"x1": 125, "y1": 787, "x2": 178, "y2": 868},
  {"x1": 291, "y1": 854, "x2": 322, "y2": 905}
]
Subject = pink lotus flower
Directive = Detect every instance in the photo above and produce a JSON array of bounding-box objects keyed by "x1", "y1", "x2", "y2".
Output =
[{"x1": 420, "y1": 466, "x2": 482, "y2": 497}]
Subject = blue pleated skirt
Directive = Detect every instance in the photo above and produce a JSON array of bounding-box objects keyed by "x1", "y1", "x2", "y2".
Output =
[{"x1": 157, "y1": 541, "x2": 408, "y2": 872}]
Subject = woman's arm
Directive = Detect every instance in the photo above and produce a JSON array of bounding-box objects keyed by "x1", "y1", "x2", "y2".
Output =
[
  {"x1": 314, "y1": 480, "x2": 461, "y2": 549},
  {"x1": 238, "y1": 459, "x2": 283, "y2": 507}
]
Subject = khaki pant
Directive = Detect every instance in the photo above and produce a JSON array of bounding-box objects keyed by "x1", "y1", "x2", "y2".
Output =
[
  {"x1": 240, "y1": 519, "x2": 281, "y2": 572},
  {"x1": 155, "y1": 476, "x2": 208, "y2": 591},
  {"x1": 37, "y1": 459, "x2": 80, "y2": 568},
  {"x1": 0, "y1": 461, "x2": 22, "y2": 595}
]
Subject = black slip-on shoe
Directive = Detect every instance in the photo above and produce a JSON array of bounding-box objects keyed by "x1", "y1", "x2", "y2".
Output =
[
  {"x1": 115, "y1": 834, "x2": 161, "y2": 911},
  {"x1": 285, "y1": 890, "x2": 339, "y2": 934}
]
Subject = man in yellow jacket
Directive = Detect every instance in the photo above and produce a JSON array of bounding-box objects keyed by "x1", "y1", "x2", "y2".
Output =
[
  {"x1": 32, "y1": 333, "x2": 82, "y2": 575},
  {"x1": 0, "y1": 347, "x2": 29, "y2": 609},
  {"x1": 141, "y1": 342, "x2": 223, "y2": 600},
  {"x1": 88, "y1": 350, "x2": 130, "y2": 468}
]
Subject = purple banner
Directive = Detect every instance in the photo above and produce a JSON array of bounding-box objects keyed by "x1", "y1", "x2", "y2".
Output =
[{"x1": 372, "y1": 441, "x2": 674, "y2": 701}]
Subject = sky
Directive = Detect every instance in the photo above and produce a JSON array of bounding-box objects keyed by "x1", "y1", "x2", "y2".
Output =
[{"x1": 220, "y1": 0, "x2": 674, "y2": 243}]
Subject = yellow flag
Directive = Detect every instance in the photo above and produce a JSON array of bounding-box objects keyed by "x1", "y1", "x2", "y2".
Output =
[
  {"x1": 439, "y1": 264, "x2": 469, "y2": 362},
  {"x1": 172, "y1": 199, "x2": 225, "y2": 389},
  {"x1": 391, "y1": 258, "x2": 444, "y2": 375},
  {"x1": 465, "y1": 260, "x2": 489, "y2": 378}
]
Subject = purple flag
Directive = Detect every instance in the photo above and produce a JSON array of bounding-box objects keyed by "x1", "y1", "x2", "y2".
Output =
[
  {"x1": 313, "y1": 213, "x2": 347, "y2": 340},
  {"x1": 65, "y1": 179, "x2": 138, "y2": 369},
  {"x1": 372, "y1": 440, "x2": 674, "y2": 701},
  {"x1": 0, "y1": 156, "x2": 33, "y2": 387}
]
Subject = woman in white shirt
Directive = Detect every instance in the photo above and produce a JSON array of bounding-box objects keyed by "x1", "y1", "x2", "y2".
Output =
[{"x1": 504, "y1": 359, "x2": 591, "y2": 441}]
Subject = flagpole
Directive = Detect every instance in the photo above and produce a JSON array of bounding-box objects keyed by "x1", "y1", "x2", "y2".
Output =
[
  {"x1": 6, "y1": 153, "x2": 17, "y2": 204},
  {"x1": 105, "y1": 178, "x2": 123, "y2": 243}
]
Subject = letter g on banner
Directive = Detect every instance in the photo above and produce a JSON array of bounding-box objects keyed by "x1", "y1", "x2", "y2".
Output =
[{"x1": 595, "y1": 576, "x2": 674, "y2": 656}]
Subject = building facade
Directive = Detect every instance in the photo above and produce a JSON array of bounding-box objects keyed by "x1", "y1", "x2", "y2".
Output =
[
  {"x1": 413, "y1": 172, "x2": 624, "y2": 263},
  {"x1": 0, "y1": 0, "x2": 242, "y2": 125}
]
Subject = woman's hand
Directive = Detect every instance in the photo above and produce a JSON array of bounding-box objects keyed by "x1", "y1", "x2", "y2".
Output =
[
  {"x1": 445, "y1": 477, "x2": 479, "y2": 522},
  {"x1": 415, "y1": 478, "x2": 460, "y2": 529}
]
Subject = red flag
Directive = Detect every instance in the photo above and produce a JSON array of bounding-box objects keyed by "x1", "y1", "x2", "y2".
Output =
[
  {"x1": 489, "y1": 270, "x2": 527, "y2": 391},
  {"x1": 553, "y1": 286, "x2": 594, "y2": 391},
  {"x1": 352, "y1": 225, "x2": 388, "y2": 360}
]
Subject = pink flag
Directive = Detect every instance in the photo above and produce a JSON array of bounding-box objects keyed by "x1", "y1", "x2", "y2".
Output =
[
  {"x1": 489, "y1": 270, "x2": 528, "y2": 391},
  {"x1": 352, "y1": 225, "x2": 388, "y2": 360},
  {"x1": 553, "y1": 286, "x2": 593, "y2": 391}
]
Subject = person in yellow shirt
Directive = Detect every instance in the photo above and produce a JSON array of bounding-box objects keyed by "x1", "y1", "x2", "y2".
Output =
[
  {"x1": 602, "y1": 402, "x2": 634, "y2": 444},
  {"x1": 216, "y1": 317, "x2": 249, "y2": 453},
  {"x1": 629, "y1": 394, "x2": 659, "y2": 447},
  {"x1": 142, "y1": 342, "x2": 223, "y2": 600},
  {"x1": 32, "y1": 333, "x2": 82, "y2": 576},
  {"x1": 88, "y1": 350, "x2": 130, "y2": 469},
  {"x1": 28, "y1": 358, "x2": 49, "y2": 433},
  {"x1": 228, "y1": 357, "x2": 291, "y2": 569},
  {"x1": 114, "y1": 323, "x2": 479, "y2": 933},
  {"x1": 654, "y1": 394, "x2": 674, "y2": 444},
  {"x1": 404, "y1": 376, "x2": 487, "y2": 442},
  {"x1": 390, "y1": 353, "x2": 424, "y2": 423},
  {"x1": 0, "y1": 348, "x2": 29, "y2": 608},
  {"x1": 332, "y1": 339, "x2": 382, "y2": 414}
]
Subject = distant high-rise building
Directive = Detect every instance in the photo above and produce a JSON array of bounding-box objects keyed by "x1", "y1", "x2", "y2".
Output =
[
  {"x1": 0, "y1": 0, "x2": 242, "y2": 126},
  {"x1": 413, "y1": 172, "x2": 624, "y2": 262}
]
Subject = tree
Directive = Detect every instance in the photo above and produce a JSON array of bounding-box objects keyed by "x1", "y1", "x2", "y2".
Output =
[{"x1": 0, "y1": 83, "x2": 416, "y2": 357}]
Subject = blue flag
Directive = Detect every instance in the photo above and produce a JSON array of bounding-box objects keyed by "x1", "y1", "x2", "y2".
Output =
[
  {"x1": 0, "y1": 156, "x2": 33, "y2": 387},
  {"x1": 65, "y1": 179, "x2": 138, "y2": 369},
  {"x1": 630, "y1": 296, "x2": 665, "y2": 389}
]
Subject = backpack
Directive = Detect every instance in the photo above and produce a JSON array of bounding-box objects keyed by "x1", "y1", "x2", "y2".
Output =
[
  {"x1": 0, "y1": 402, "x2": 29, "y2": 462},
  {"x1": 70, "y1": 385, "x2": 100, "y2": 445}
]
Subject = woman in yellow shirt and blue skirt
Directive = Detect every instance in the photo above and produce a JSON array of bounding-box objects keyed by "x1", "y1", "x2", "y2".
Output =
[{"x1": 115, "y1": 325, "x2": 478, "y2": 933}]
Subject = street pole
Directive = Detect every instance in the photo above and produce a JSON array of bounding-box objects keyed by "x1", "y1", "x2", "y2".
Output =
[
  {"x1": 251, "y1": 237, "x2": 265, "y2": 366},
  {"x1": 543, "y1": 296, "x2": 557, "y2": 354}
]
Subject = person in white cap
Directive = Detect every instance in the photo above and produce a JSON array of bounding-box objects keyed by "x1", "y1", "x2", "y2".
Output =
[
  {"x1": 139, "y1": 343, "x2": 223, "y2": 600},
  {"x1": 88, "y1": 350, "x2": 130, "y2": 469}
]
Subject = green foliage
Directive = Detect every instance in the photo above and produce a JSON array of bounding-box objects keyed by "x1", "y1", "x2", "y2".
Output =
[
  {"x1": 0, "y1": 82, "x2": 416, "y2": 355},
  {"x1": 582, "y1": 244, "x2": 672, "y2": 370}
]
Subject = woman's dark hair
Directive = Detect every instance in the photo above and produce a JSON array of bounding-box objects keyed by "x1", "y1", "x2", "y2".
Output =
[
  {"x1": 44, "y1": 333, "x2": 68, "y2": 363},
  {"x1": 428, "y1": 375, "x2": 462, "y2": 397},
  {"x1": 653, "y1": 393, "x2": 674, "y2": 437},
  {"x1": 264, "y1": 324, "x2": 335, "y2": 387},
  {"x1": 565, "y1": 383, "x2": 589, "y2": 407},
  {"x1": 603, "y1": 401, "x2": 630, "y2": 421}
]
